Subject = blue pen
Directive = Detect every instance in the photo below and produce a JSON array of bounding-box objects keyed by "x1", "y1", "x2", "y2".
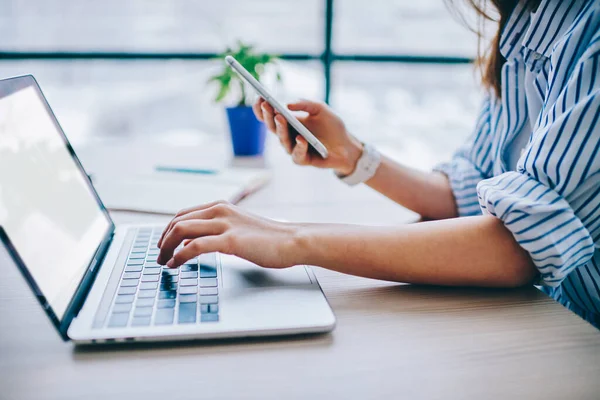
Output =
[{"x1": 155, "y1": 166, "x2": 219, "y2": 175}]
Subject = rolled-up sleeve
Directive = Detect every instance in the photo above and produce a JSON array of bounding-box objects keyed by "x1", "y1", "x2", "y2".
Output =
[
  {"x1": 477, "y1": 48, "x2": 600, "y2": 287},
  {"x1": 434, "y1": 96, "x2": 495, "y2": 216}
]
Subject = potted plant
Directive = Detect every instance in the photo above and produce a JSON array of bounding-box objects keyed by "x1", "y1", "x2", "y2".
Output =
[{"x1": 209, "y1": 42, "x2": 281, "y2": 156}]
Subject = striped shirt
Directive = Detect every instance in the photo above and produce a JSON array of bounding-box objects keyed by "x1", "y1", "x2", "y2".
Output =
[{"x1": 436, "y1": 0, "x2": 600, "y2": 326}]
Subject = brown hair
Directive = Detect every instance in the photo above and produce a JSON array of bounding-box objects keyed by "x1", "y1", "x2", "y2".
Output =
[{"x1": 445, "y1": 0, "x2": 542, "y2": 97}]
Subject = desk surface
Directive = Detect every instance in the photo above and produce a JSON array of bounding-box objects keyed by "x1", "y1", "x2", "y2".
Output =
[{"x1": 2, "y1": 143, "x2": 600, "y2": 400}]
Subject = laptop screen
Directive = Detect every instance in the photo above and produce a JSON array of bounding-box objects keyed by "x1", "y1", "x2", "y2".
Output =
[{"x1": 0, "y1": 77, "x2": 112, "y2": 320}]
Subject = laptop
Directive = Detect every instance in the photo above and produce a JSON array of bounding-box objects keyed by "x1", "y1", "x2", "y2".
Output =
[{"x1": 0, "y1": 75, "x2": 335, "y2": 344}]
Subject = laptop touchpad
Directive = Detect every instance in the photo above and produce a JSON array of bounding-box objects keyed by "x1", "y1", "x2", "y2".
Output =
[{"x1": 219, "y1": 254, "x2": 312, "y2": 289}]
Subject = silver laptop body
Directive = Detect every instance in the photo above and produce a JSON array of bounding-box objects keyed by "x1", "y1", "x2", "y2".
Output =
[{"x1": 0, "y1": 75, "x2": 335, "y2": 344}]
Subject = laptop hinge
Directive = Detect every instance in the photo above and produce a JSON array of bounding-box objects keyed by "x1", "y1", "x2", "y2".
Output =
[{"x1": 58, "y1": 228, "x2": 115, "y2": 337}]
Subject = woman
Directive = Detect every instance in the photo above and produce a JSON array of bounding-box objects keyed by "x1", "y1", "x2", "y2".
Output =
[{"x1": 158, "y1": 0, "x2": 600, "y2": 326}]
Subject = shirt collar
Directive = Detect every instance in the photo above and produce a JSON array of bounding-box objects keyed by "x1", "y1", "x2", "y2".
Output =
[
  {"x1": 499, "y1": 1, "x2": 532, "y2": 60},
  {"x1": 499, "y1": 0, "x2": 589, "y2": 61}
]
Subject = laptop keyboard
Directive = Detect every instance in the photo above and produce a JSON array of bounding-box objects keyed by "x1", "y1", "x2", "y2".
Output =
[{"x1": 107, "y1": 227, "x2": 219, "y2": 328}]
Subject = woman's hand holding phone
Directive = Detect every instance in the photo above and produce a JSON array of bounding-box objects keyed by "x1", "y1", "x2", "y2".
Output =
[{"x1": 253, "y1": 98, "x2": 363, "y2": 176}]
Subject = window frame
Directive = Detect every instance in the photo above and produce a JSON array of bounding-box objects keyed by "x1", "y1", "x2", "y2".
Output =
[{"x1": 0, "y1": 0, "x2": 473, "y2": 103}]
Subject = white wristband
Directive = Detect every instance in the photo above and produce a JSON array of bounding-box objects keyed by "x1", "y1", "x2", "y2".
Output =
[{"x1": 336, "y1": 143, "x2": 381, "y2": 186}]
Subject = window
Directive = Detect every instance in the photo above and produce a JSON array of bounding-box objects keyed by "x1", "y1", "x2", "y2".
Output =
[
  {"x1": 334, "y1": 1, "x2": 477, "y2": 57},
  {"x1": 1, "y1": 0, "x2": 481, "y2": 166}
]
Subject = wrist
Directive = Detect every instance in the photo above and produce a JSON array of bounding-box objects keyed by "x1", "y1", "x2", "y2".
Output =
[
  {"x1": 335, "y1": 136, "x2": 363, "y2": 176},
  {"x1": 285, "y1": 223, "x2": 317, "y2": 267}
]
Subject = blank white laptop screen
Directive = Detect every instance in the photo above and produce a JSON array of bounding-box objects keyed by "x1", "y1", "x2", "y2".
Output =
[{"x1": 0, "y1": 84, "x2": 111, "y2": 319}]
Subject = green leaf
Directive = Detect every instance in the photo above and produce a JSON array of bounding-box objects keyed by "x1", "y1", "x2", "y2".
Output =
[{"x1": 208, "y1": 40, "x2": 282, "y2": 105}]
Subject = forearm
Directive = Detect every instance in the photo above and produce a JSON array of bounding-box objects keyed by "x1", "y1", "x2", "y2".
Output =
[
  {"x1": 291, "y1": 215, "x2": 537, "y2": 288},
  {"x1": 364, "y1": 154, "x2": 458, "y2": 219}
]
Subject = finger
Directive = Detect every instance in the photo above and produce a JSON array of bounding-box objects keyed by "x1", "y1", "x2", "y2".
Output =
[
  {"x1": 252, "y1": 97, "x2": 266, "y2": 121},
  {"x1": 261, "y1": 102, "x2": 277, "y2": 133},
  {"x1": 158, "y1": 200, "x2": 229, "y2": 248},
  {"x1": 287, "y1": 99, "x2": 322, "y2": 116},
  {"x1": 158, "y1": 219, "x2": 226, "y2": 266},
  {"x1": 158, "y1": 201, "x2": 234, "y2": 258},
  {"x1": 167, "y1": 236, "x2": 228, "y2": 268},
  {"x1": 296, "y1": 135, "x2": 330, "y2": 167},
  {"x1": 291, "y1": 137, "x2": 310, "y2": 165},
  {"x1": 274, "y1": 114, "x2": 293, "y2": 153},
  {"x1": 158, "y1": 206, "x2": 223, "y2": 259}
]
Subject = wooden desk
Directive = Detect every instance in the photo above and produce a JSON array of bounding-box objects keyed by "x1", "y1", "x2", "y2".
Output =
[{"x1": 1, "y1": 144, "x2": 600, "y2": 400}]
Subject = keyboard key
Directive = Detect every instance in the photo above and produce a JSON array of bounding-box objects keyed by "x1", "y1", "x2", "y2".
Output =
[
  {"x1": 154, "y1": 309, "x2": 174, "y2": 325},
  {"x1": 132, "y1": 245, "x2": 147, "y2": 251},
  {"x1": 131, "y1": 251, "x2": 146, "y2": 256},
  {"x1": 200, "y1": 304, "x2": 209, "y2": 313},
  {"x1": 134, "y1": 307, "x2": 153, "y2": 317},
  {"x1": 136, "y1": 298, "x2": 155, "y2": 308},
  {"x1": 178, "y1": 303, "x2": 197, "y2": 324},
  {"x1": 180, "y1": 279, "x2": 198, "y2": 287},
  {"x1": 162, "y1": 269, "x2": 179, "y2": 276},
  {"x1": 125, "y1": 265, "x2": 143, "y2": 273},
  {"x1": 157, "y1": 299, "x2": 176, "y2": 308},
  {"x1": 199, "y1": 287, "x2": 218, "y2": 296},
  {"x1": 146, "y1": 256, "x2": 158, "y2": 263},
  {"x1": 181, "y1": 271, "x2": 198, "y2": 279},
  {"x1": 179, "y1": 294, "x2": 197, "y2": 303},
  {"x1": 132, "y1": 316, "x2": 151, "y2": 327},
  {"x1": 138, "y1": 290, "x2": 156, "y2": 299},
  {"x1": 200, "y1": 278, "x2": 218, "y2": 287},
  {"x1": 141, "y1": 275, "x2": 159, "y2": 282},
  {"x1": 123, "y1": 272, "x2": 141, "y2": 280},
  {"x1": 200, "y1": 295, "x2": 218, "y2": 304},
  {"x1": 139, "y1": 282, "x2": 158, "y2": 290},
  {"x1": 129, "y1": 254, "x2": 145, "y2": 260},
  {"x1": 201, "y1": 314, "x2": 219, "y2": 323},
  {"x1": 160, "y1": 283, "x2": 177, "y2": 292},
  {"x1": 161, "y1": 276, "x2": 179, "y2": 283},
  {"x1": 143, "y1": 267, "x2": 161, "y2": 275},
  {"x1": 108, "y1": 313, "x2": 129, "y2": 327},
  {"x1": 181, "y1": 264, "x2": 198, "y2": 272},
  {"x1": 145, "y1": 262, "x2": 161, "y2": 268},
  {"x1": 159, "y1": 291, "x2": 177, "y2": 300},
  {"x1": 118, "y1": 286, "x2": 137, "y2": 295},
  {"x1": 208, "y1": 304, "x2": 219, "y2": 313},
  {"x1": 120, "y1": 279, "x2": 138, "y2": 287},
  {"x1": 200, "y1": 265, "x2": 217, "y2": 278},
  {"x1": 115, "y1": 294, "x2": 135, "y2": 304},
  {"x1": 127, "y1": 259, "x2": 144, "y2": 266},
  {"x1": 147, "y1": 250, "x2": 159, "y2": 256},
  {"x1": 179, "y1": 286, "x2": 197, "y2": 295},
  {"x1": 113, "y1": 303, "x2": 132, "y2": 313}
]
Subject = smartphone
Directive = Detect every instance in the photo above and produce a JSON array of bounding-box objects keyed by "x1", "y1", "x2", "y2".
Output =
[{"x1": 225, "y1": 55, "x2": 329, "y2": 159}]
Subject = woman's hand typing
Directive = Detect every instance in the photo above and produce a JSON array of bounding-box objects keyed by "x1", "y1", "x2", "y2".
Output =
[{"x1": 157, "y1": 200, "x2": 300, "y2": 269}]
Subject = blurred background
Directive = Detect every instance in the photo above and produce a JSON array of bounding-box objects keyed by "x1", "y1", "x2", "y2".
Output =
[{"x1": 0, "y1": 0, "x2": 484, "y2": 170}]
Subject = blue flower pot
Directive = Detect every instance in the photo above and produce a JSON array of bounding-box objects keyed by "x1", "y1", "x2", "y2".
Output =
[{"x1": 226, "y1": 105, "x2": 266, "y2": 156}]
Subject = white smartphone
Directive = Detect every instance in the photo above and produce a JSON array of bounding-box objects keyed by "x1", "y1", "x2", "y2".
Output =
[{"x1": 225, "y1": 55, "x2": 329, "y2": 159}]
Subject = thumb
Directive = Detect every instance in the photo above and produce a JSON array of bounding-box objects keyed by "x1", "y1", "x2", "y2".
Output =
[{"x1": 287, "y1": 99, "x2": 323, "y2": 116}]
